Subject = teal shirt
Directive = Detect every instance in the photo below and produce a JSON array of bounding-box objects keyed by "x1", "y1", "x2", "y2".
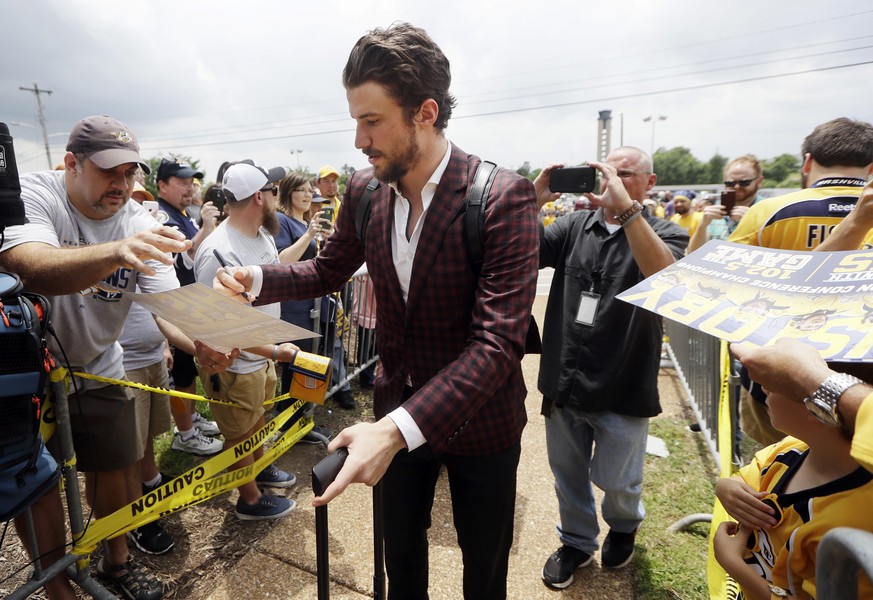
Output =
[{"x1": 708, "y1": 194, "x2": 763, "y2": 239}]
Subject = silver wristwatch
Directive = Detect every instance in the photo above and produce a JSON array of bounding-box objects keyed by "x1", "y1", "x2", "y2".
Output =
[{"x1": 803, "y1": 373, "x2": 863, "y2": 426}]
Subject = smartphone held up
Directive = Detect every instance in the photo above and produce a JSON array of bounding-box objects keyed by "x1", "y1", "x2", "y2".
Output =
[
  {"x1": 720, "y1": 190, "x2": 737, "y2": 214},
  {"x1": 549, "y1": 166, "x2": 597, "y2": 194},
  {"x1": 319, "y1": 206, "x2": 334, "y2": 230}
]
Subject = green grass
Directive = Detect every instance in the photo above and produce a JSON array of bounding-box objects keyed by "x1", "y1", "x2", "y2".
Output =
[
  {"x1": 153, "y1": 376, "x2": 286, "y2": 476},
  {"x1": 155, "y1": 378, "x2": 218, "y2": 476},
  {"x1": 633, "y1": 417, "x2": 718, "y2": 599}
]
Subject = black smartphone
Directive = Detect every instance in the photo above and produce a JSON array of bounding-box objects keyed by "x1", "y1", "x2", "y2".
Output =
[
  {"x1": 320, "y1": 206, "x2": 334, "y2": 229},
  {"x1": 205, "y1": 186, "x2": 226, "y2": 213},
  {"x1": 720, "y1": 190, "x2": 737, "y2": 213},
  {"x1": 549, "y1": 166, "x2": 597, "y2": 194}
]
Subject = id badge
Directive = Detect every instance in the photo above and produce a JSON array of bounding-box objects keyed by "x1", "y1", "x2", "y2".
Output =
[{"x1": 575, "y1": 291, "x2": 600, "y2": 326}]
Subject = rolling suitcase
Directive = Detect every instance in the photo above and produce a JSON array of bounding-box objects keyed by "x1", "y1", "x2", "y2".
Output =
[{"x1": 312, "y1": 448, "x2": 386, "y2": 600}]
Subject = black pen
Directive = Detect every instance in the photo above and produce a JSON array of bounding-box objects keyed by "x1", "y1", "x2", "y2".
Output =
[{"x1": 213, "y1": 249, "x2": 253, "y2": 302}]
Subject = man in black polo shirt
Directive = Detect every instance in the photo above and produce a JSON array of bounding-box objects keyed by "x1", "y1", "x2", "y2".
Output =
[
  {"x1": 155, "y1": 158, "x2": 223, "y2": 456},
  {"x1": 534, "y1": 148, "x2": 688, "y2": 590}
]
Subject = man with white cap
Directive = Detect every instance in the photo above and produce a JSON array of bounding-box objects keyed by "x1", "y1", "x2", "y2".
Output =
[
  {"x1": 193, "y1": 160, "x2": 298, "y2": 521},
  {"x1": 0, "y1": 115, "x2": 208, "y2": 600}
]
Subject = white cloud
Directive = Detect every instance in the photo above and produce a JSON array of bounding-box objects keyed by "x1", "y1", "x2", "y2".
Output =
[{"x1": 4, "y1": 0, "x2": 872, "y2": 179}]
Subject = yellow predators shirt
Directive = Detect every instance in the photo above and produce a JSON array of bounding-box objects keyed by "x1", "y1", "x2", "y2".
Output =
[
  {"x1": 728, "y1": 178, "x2": 870, "y2": 250},
  {"x1": 738, "y1": 437, "x2": 873, "y2": 599}
]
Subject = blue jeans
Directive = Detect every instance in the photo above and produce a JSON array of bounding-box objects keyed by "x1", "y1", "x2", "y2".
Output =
[{"x1": 545, "y1": 405, "x2": 648, "y2": 554}]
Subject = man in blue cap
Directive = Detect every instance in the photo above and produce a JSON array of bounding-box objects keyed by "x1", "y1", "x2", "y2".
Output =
[{"x1": 155, "y1": 158, "x2": 224, "y2": 456}]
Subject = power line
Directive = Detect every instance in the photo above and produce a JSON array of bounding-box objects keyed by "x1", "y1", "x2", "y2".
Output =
[
  {"x1": 138, "y1": 59, "x2": 872, "y2": 152},
  {"x1": 459, "y1": 34, "x2": 873, "y2": 102},
  {"x1": 452, "y1": 60, "x2": 873, "y2": 121},
  {"x1": 140, "y1": 41, "x2": 873, "y2": 145},
  {"x1": 461, "y1": 44, "x2": 873, "y2": 110},
  {"x1": 130, "y1": 8, "x2": 873, "y2": 140},
  {"x1": 455, "y1": 7, "x2": 873, "y2": 85}
]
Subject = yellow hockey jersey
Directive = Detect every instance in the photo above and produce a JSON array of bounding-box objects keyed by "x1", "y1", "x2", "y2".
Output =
[{"x1": 728, "y1": 178, "x2": 870, "y2": 250}]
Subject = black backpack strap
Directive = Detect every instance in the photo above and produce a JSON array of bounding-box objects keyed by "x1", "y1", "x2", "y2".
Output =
[
  {"x1": 463, "y1": 160, "x2": 498, "y2": 269},
  {"x1": 354, "y1": 177, "x2": 382, "y2": 250}
]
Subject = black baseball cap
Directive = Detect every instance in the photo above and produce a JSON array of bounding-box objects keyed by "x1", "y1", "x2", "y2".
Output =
[{"x1": 157, "y1": 158, "x2": 204, "y2": 182}]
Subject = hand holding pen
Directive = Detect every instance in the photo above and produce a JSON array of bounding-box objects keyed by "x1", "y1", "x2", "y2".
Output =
[{"x1": 213, "y1": 249, "x2": 254, "y2": 302}]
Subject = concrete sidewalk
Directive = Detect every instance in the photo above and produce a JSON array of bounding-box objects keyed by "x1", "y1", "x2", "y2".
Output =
[{"x1": 182, "y1": 293, "x2": 671, "y2": 600}]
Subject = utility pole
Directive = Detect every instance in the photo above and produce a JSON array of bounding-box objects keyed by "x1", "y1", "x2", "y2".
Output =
[
  {"x1": 19, "y1": 83, "x2": 54, "y2": 169},
  {"x1": 642, "y1": 115, "x2": 667, "y2": 158}
]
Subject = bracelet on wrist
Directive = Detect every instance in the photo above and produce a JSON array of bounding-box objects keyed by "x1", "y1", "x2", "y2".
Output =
[
  {"x1": 616, "y1": 201, "x2": 644, "y2": 226},
  {"x1": 622, "y1": 209, "x2": 643, "y2": 227},
  {"x1": 272, "y1": 345, "x2": 279, "y2": 361}
]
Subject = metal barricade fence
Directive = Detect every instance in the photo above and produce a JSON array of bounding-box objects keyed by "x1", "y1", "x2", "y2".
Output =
[
  {"x1": 312, "y1": 268, "x2": 378, "y2": 400},
  {"x1": 662, "y1": 319, "x2": 726, "y2": 467},
  {"x1": 817, "y1": 527, "x2": 873, "y2": 600}
]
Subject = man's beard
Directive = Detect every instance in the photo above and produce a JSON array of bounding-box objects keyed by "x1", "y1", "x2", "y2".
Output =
[
  {"x1": 262, "y1": 204, "x2": 280, "y2": 236},
  {"x1": 371, "y1": 128, "x2": 420, "y2": 183},
  {"x1": 675, "y1": 205, "x2": 688, "y2": 215}
]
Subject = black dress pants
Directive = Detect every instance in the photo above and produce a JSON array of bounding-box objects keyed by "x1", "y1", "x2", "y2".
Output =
[{"x1": 382, "y1": 440, "x2": 521, "y2": 600}]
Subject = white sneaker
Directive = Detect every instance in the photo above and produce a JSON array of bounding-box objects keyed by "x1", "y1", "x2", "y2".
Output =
[
  {"x1": 171, "y1": 428, "x2": 223, "y2": 456},
  {"x1": 192, "y1": 413, "x2": 221, "y2": 436}
]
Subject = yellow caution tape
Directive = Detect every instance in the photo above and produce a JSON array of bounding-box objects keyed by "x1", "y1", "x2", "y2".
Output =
[
  {"x1": 39, "y1": 393, "x2": 56, "y2": 443},
  {"x1": 71, "y1": 399, "x2": 311, "y2": 555},
  {"x1": 706, "y1": 340, "x2": 741, "y2": 599},
  {"x1": 70, "y1": 371, "x2": 293, "y2": 408}
]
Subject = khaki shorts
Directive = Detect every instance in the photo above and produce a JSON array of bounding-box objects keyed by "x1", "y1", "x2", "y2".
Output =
[
  {"x1": 739, "y1": 386, "x2": 784, "y2": 446},
  {"x1": 66, "y1": 384, "x2": 138, "y2": 472},
  {"x1": 198, "y1": 361, "x2": 276, "y2": 440},
  {"x1": 126, "y1": 361, "x2": 172, "y2": 458}
]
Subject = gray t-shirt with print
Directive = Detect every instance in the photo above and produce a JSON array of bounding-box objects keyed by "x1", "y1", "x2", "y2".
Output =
[
  {"x1": 1, "y1": 170, "x2": 178, "y2": 388},
  {"x1": 193, "y1": 219, "x2": 280, "y2": 375}
]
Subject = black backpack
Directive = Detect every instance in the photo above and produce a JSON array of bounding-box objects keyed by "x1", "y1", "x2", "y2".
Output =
[
  {"x1": 0, "y1": 271, "x2": 59, "y2": 521},
  {"x1": 353, "y1": 162, "x2": 541, "y2": 353}
]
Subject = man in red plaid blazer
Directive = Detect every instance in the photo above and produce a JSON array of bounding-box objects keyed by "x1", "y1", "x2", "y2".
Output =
[{"x1": 209, "y1": 22, "x2": 538, "y2": 600}]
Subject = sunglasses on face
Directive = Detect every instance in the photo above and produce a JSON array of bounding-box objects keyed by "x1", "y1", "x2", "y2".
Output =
[
  {"x1": 260, "y1": 186, "x2": 278, "y2": 196},
  {"x1": 724, "y1": 179, "x2": 755, "y2": 188}
]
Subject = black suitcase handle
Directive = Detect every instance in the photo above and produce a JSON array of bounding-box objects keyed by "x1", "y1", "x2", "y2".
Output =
[
  {"x1": 312, "y1": 447, "x2": 385, "y2": 600},
  {"x1": 312, "y1": 447, "x2": 348, "y2": 497}
]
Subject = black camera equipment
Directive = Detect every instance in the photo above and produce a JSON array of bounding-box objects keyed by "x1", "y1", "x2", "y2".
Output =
[{"x1": 0, "y1": 123, "x2": 28, "y2": 234}]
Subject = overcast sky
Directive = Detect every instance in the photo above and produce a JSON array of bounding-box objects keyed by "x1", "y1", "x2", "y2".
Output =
[{"x1": 4, "y1": 0, "x2": 872, "y2": 181}]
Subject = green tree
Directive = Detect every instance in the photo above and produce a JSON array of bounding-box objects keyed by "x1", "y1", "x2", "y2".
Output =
[
  {"x1": 516, "y1": 161, "x2": 531, "y2": 179},
  {"x1": 652, "y1": 147, "x2": 706, "y2": 185},
  {"x1": 144, "y1": 154, "x2": 202, "y2": 199},
  {"x1": 339, "y1": 163, "x2": 356, "y2": 196},
  {"x1": 762, "y1": 153, "x2": 801, "y2": 187},
  {"x1": 703, "y1": 153, "x2": 729, "y2": 184}
]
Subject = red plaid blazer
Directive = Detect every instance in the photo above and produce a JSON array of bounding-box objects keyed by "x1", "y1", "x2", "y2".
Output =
[{"x1": 259, "y1": 144, "x2": 538, "y2": 455}]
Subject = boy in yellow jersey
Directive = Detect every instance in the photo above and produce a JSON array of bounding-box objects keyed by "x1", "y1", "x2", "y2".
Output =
[{"x1": 721, "y1": 340, "x2": 873, "y2": 599}]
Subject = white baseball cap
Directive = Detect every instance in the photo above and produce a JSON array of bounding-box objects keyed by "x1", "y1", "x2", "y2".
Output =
[{"x1": 222, "y1": 161, "x2": 286, "y2": 201}]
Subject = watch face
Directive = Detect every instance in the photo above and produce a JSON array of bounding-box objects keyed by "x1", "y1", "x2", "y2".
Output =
[
  {"x1": 804, "y1": 397, "x2": 840, "y2": 427},
  {"x1": 768, "y1": 584, "x2": 788, "y2": 597}
]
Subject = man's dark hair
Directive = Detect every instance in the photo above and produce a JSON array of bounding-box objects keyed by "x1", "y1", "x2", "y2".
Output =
[
  {"x1": 342, "y1": 22, "x2": 457, "y2": 132},
  {"x1": 801, "y1": 117, "x2": 873, "y2": 168}
]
